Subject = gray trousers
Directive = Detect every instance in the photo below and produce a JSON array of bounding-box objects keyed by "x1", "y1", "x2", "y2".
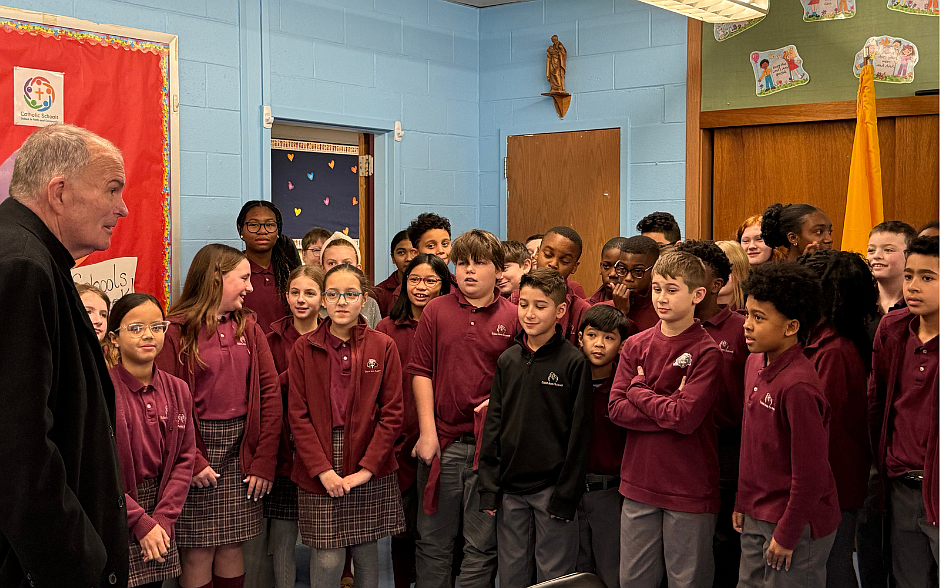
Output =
[
  {"x1": 738, "y1": 515, "x2": 836, "y2": 588},
  {"x1": 826, "y1": 510, "x2": 859, "y2": 588},
  {"x1": 497, "y1": 485, "x2": 579, "y2": 588},
  {"x1": 619, "y1": 497, "x2": 716, "y2": 588},
  {"x1": 889, "y1": 480, "x2": 940, "y2": 588},
  {"x1": 577, "y1": 486, "x2": 621, "y2": 588},
  {"x1": 310, "y1": 541, "x2": 378, "y2": 588},
  {"x1": 415, "y1": 441, "x2": 497, "y2": 588}
]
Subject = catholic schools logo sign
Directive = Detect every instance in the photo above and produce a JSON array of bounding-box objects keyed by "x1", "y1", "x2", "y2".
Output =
[{"x1": 14, "y1": 67, "x2": 64, "y2": 127}]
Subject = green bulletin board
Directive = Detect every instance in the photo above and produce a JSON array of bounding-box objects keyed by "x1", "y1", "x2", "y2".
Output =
[{"x1": 701, "y1": 1, "x2": 939, "y2": 111}]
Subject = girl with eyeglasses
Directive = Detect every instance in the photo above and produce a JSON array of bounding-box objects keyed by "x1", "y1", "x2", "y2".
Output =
[
  {"x1": 289, "y1": 263, "x2": 406, "y2": 588},
  {"x1": 376, "y1": 254, "x2": 452, "y2": 588},
  {"x1": 108, "y1": 292, "x2": 196, "y2": 588},
  {"x1": 237, "y1": 201, "x2": 302, "y2": 335},
  {"x1": 156, "y1": 243, "x2": 282, "y2": 588},
  {"x1": 264, "y1": 265, "x2": 325, "y2": 588}
]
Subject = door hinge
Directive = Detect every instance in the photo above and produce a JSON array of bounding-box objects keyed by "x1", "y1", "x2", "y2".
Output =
[
  {"x1": 358, "y1": 155, "x2": 374, "y2": 177},
  {"x1": 503, "y1": 157, "x2": 508, "y2": 179}
]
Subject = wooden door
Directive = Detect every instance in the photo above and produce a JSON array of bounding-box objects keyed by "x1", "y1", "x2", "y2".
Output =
[
  {"x1": 507, "y1": 129, "x2": 620, "y2": 296},
  {"x1": 711, "y1": 115, "x2": 938, "y2": 243}
]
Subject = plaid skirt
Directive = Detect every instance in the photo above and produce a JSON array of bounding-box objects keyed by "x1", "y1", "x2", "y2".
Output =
[
  {"x1": 298, "y1": 427, "x2": 405, "y2": 549},
  {"x1": 175, "y1": 417, "x2": 263, "y2": 548},
  {"x1": 263, "y1": 475, "x2": 299, "y2": 521},
  {"x1": 128, "y1": 477, "x2": 181, "y2": 587}
]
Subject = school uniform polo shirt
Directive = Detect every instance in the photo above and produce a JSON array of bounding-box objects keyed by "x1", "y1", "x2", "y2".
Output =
[
  {"x1": 599, "y1": 289, "x2": 659, "y2": 332},
  {"x1": 587, "y1": 371, "x2": 626, "y2": 477},
  {"x1": 244, "y1": 260, "x2": 286, "y2": 334},
  {"x1": 193, "y1": 314, "x2": 251, "y2": 420},
  {"x1": 325, "y1": 330, "x2": 353, "y2": 427},
  {"x1": 407, "y1": 288, "x2": 520, "y2": 432},
  {"x1": 702, "y1": 306, "x2": 748, "y2": 427},
  {"x1": 114, "y1": 364, "x2": 167, "y2": 480},
  {"x1": 885, "y1": 323, "x2": 939, "y2": 478},
  {"x1": 736, "y1": 344, "x2": 841, "y2": 550}
]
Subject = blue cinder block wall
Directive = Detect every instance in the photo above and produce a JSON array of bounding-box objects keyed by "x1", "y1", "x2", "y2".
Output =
[{"x1": 7, "y1": 0, "x2": 687, "y2": 277}]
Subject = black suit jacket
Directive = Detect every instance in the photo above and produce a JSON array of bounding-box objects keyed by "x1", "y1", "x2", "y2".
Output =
[{"x1": 0, "y1": 198, "x2": 128, "y2": 588}]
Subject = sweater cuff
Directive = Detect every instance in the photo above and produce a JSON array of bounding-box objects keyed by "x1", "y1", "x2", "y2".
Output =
[
  {"x1": 132, "y1": 513, "x2": 158, "y2": 542},
  {"x1": 771, "y1": 518, "x2": 804, "y2": 551},
  {"x1": 547, "y1": 495, "x2": 578, "y2": 522},
  {"x1": 479, "y1": 490, "x2": 500, "y2": 512}
]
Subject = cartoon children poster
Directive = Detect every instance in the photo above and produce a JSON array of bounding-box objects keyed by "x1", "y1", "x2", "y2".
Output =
[
  {"x1": 853, "y1": 36, "x2": 919, "y2": 83},
  {"x1": 801, "y1": 0, "x2": 856, "y2": 20},
  {"x1": 887, "y1": 0, "x2": 938, "y2": 16},
  {"x1": 714, "y1": 16, "x2": 765, "y2": 42},
  {"x1": 750, "y1": 45, "x2": 810, "y2": 97}
]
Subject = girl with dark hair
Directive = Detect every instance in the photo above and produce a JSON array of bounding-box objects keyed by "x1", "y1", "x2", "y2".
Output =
[
  {"x1": 797, "y1": 249, "x2": 879, "y2": 588},
  {"x1": 237, "y1": 200, "x2": 302, "y2": 334},
  {"x1": 376, "y1": 254, "x2": 451, "y2": 588},
  {"x1": 289, "y1": 263, "x2": 405, "y2": 588},
  {"x1": 108, "y1": 293, "x2": 197, "y2": 588},
  {"x1": 264, "y1": 265, "x2": 325, "y2": 588},
  {"x1": 761, "y1": 203, "x2": 834, "y2": 261},
  {"x1": 155, "y1": 243, "x2": 282, "y2": 588}
]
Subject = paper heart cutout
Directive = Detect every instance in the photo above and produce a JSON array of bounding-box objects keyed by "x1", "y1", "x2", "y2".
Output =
[
  {"x1": 287, "y1": 153, "x2": 294, "y2": 161},
  {"x1": 307, "y1": 172, "x2": 314, "y2": 180},
  {"x1": 343, "y1": 227, "x2": 349, "y2": 235},
  {"x1": 294, "y1": 207, "x2": 301, "y2": 216},
  {"x1": 323, "y1": 197, "x2": 330, "y2": 206},
  {"x1": 328, "y1": 160, "x2": 335, "y2": 169},
  {"x1": 352, "y1": 197, "x2": 358, "y2": 205},
  {"x1": 351, "y1": 166, "x2": 357, "y2": 174},
  {"x1": 288, "y1": 181, "x2": 294, "y2": 190}
]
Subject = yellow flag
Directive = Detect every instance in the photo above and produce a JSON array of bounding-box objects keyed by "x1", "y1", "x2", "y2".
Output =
[{"x1": 842, "y1": 63, "x2": 883, "y2": 254}]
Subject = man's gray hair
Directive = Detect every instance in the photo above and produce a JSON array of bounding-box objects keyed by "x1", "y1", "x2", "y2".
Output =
[{"x1": 9, "y1": 124, "x2": 121, "y2": 203}]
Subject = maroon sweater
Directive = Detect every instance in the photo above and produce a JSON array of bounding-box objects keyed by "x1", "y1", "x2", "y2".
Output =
[
  {"x1": 599, "y1": 289, "x2": 659, "y2": 333},
  {"x1": 113, "y1": 366, "x2": 196, "y2": 541},
  {"x1": 376, "y1": 314, "x2": 421, "y2": 491},
  {"x1": 609, "y1": 321, "x2": 723, "y2": 513},
  {"x1": 266, "y1": 315, "x2": 305, "y2": 478},
  {"x1": 289, "y1": 320, "x2": 403, "y2": 494},
  {"x1": 374, "y1": 272, "x2": 401, "y2": 318},
  {"x1": 156, "y1": 312, "x2": 282, "y2": 481},
  {"x1": 869, "y1": 308, "x2": 939, "y2": 525},
  {"x1": 587, "y1": 365, "x2": 627, "y2": 477},
  {"x1": 804, "y1": 325, "x2": 870, "y2": 511},
  {"x1": 736, "y1": 344, "x2": 841, "y2": 549}
]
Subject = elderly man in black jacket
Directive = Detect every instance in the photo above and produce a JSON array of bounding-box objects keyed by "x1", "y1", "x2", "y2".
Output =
[{"x1": 0, "y1": 124, "x2": 130, "y2": 588}]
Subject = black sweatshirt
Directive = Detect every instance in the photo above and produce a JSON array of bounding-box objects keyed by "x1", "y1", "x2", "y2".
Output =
[{"x1": 478, "y1": 325, "x2": 594, "y2": 520}]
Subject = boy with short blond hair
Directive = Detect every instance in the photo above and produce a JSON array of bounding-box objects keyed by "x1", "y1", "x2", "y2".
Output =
[
  {"x1": 408, "y1": 229, "x2": 520, "y2": 588},
  {"x1": 478, "y1": 268, "x2": 593, "y2": 588},
  {"x1": 576, "y1": 304, "x2": 634, "y2": 588},
  {"x1": 609, "y1": 251, "x2": 723, "y2": 588},
  {"x1": 497, "y1": 240, "x2": 532, "y2": 297}
]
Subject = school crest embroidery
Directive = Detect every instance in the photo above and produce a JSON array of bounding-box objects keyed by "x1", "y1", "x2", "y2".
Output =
[
  {"x1": 542, "y1": 371, "x2": 563, "y2": 387},
  {"x1": 673, "y1": 352, "x2": 692, "y2": 368},
  {"x1": 367, "y1": 359, "x2": 378, "y2": 369},
  {"x1": 177, "y1": 413, "x2": 187, "y2": 428},
  {"x1": 719, "y1": 340, "x2": 731, "y2": 353},
  {"x1": 760, "y1": 393, "x2": 775, "y2": 411},
  {"x1": 492, "y1": 324, "x2": 510, "y2": 337}
]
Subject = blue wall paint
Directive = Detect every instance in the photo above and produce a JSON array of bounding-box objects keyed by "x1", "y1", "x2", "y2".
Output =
[
  {"x1": 8, "y1": 0, "x2": 687, "y2": 279},
  {"x1": 478, "y1": 0, "x2": 687, "y2": 239}
]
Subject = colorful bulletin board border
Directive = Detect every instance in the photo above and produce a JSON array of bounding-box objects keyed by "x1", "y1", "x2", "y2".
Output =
[
  {"x1": 271, "y1": 138, "x2": 359, "y2": 155},
  {"x1": 0, "y1": 12, "x2": 177, "y2": 306}
]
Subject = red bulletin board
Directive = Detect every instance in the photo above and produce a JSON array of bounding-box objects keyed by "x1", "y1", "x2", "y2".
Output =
[{"x1": 0, "y1": 9, "x2": 180, "y2": 309}]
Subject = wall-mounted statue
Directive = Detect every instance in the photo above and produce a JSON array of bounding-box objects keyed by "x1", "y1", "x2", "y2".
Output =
[{"x1": 546, "y1": 34, "x2": 567, "y2": 92}]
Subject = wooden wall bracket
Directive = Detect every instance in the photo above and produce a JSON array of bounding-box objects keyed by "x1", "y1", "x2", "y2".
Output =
[{"x1": 542, "y1": 91, "x2": 571, "y2": 118}]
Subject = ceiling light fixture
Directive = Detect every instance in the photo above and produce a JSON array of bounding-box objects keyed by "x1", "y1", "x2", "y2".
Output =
[{"x1": 636, "y1": 0, "x2": 768, "y2": 23}]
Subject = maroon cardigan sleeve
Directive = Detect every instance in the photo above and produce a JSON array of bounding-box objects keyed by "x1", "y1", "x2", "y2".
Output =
[
  {"x1": 150, "y1": 377, "x2": 197, "y2": 540},
  {"x1": 155, "y1": 325, "x2": 211, "y2": 475},
  {"x1": 288, "y1": 339, "x2": 333, "y2": 478},
  {"x1": 247, "y1": 322, "x2": 282, "y2": 480},
  {"x1": 359, "y1": 337, "x2": 404, "y2": 475}
]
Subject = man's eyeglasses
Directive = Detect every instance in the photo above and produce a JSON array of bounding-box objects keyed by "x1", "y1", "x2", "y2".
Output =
[
  {"x1": 244, "y1": 221, "x2": 278, "y2": 234},
  {"x1": 116, "y1": 321, "x2": 170, "y2": 337},
  {"x1": 406, "y1": 275, "x2": 442, "y2": 287},
  {"x1": 613, "y1": 262, "x2": 654, "y2": 279},
  {"x1": 323, "y1": 291, "x2": 363, "y2": 303}
]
